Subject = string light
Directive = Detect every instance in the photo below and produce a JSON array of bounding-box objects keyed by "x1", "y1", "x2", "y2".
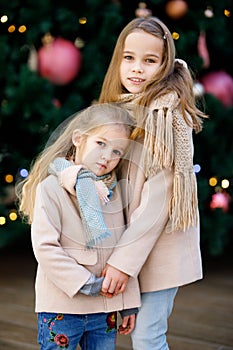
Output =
[
  {"x1": 221, "y1": 179, "x2": 229, "y2": 189},
  {"x1": 19, "y1": 168, "x2": 28, "y2": 178},
  {"x1": 172, "y1": 32, "x2": 179, "y2": 40},
  {"x1": 224, "y1": 9, "x2": 231, "y2": 17},
  {"x1": 1, "y1": 171, "x2": 27, "y2": 225},
  {"x1": 209, "y1": 177, "x2": 218, "y2": 187},
  {"x1": 0, "y1": 15, "x2": 8, "y2": 23},
  {"x1": 5, "y1": 174, "x2": 14, "y2": 183},
  {"x1": 0, "y1": 217, "x2": 6, "y2": 225},
  {"x1": 9, "y1": 211, "x2": 18, "y2": 221},
  {"x1": 79, "y1": 17, "x2": 87, "y2": 24},
  {"x1": 194, "y1": 164, "x2": 201, "y2": 173},
  {"x1": 18, "y1": 25, "x2": 27, "y2": 33},
  {"x1": 8, "y1": 25, "x2": 16, "y2": 33}
]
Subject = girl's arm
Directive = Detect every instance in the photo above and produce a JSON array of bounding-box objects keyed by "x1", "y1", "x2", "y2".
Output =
[
  {"x1": 32, "y1": 178, "x2": 93, "y2": 298},
  {"x1": 102, "y1": 168, "x2": 173, "y2": 294}
]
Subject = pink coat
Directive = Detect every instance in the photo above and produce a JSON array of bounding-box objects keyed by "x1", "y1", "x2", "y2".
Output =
[
  {"x1": 31, "y1": 175, "x2": 141, "y2": 313},
  {"x1": 108, "y1": 128, "x2": 203, "y2": 293}
]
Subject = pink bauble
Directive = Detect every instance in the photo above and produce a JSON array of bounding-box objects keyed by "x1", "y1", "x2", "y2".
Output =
[
  {"x1": 197, "y1": 31, "x2": 210, "y2": 69},
  {"x1": 201, "y1": 71, "x2": 233, "y2": 107},
  {"x1": 210, "y1": 192, "x2": 230, "y2": 213},
  {"x1": 38, "y1": 37, "x2": 82, "y2": 85}
]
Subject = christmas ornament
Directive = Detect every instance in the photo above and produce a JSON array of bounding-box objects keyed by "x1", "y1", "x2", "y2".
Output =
[
  {"x1": 165, "y1": 0, "x2": 188, "y2": 19},
  {"x1": 210, "y1": 192, "x2": 230, "y2": 213},
  {"x1": 28, "y1": 45, "x2": 38, "y2": 71},
  {"x1": 204, "y1": 6, "x2": 214, "y2": 18},
  {"x1": 38, "y1": 34, "x2": 82, "y2": 85},
  {"x1": 201, "y1": 71, "x2": 233, "y2": 107},
  {"x1": 197, "y1": 31, "x2": 210, "y2": 69},
  {"x1": 52, "y1": 98, "x2": 62, "y2": 108},
  {"x1": 135, "y1": 2, "x2": 152, "y2": 18},
  {"x1": 193, "y1": 82, "x2": 205, "y2": 98},
  {"x1": 75, "y1": 37, "x2": 85, "y2": 49}
]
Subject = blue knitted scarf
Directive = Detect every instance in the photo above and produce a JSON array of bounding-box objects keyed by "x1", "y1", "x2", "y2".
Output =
[{"x1": 51, "y1": 157, "x2": 117, "y2": 248}]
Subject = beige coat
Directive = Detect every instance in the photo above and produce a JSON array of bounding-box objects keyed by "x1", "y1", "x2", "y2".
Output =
[
  {"x1": 31, "y1": 175, "x2": 140, "y2": 313},
  {"x1": 108, "y1": 123, "x2": 203, "y2": 293}
]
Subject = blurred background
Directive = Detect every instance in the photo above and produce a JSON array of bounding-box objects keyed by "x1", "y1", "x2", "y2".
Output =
[{"x1": 0, "y1": 0, "x2": 233, "y2": 261}]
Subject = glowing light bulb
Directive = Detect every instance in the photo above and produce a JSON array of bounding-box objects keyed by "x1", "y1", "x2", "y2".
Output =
[
  {"x1": 19, "y1": 168, "x2": 28, "y2": 178},
  {"x1": 1, "y1": 15, "x2": 8, "y2": 23},
  {"x1": 9, "y1": 211, "x2": 17, "y2": 221},
  {"x1": 194, "y1": 164, "x2": 201, "y2": 173},
  {"x1": 5, "y1": 174, "x2": 14, "y2": 183},
  {"x1": 221, "y1": 179, "x2": 229, "y2": 189},
  {"x1": 172, "y1": 32, "x2": 179, "y2": 40},
  {"x1": 8, "y1": 25, "x2": 16, "y2": 33},
  {"x1": 79, "y1": 17, "x2": 87, "y2": 24},
  {"x1": 18, "y1": 25, "x2": 27, "y2": 33},
  {"x1": 0, "y1": 217, "x2": 6, "y2": 225},
  {"x1": 209, "y1": 177, "x2": 217, "y2": 187},
  {"x1": 224, "y1": 9, "x2": 231, "y2": 17}
]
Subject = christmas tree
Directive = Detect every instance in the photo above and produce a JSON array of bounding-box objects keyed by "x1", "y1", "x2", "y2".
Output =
[{"x1": 0, "y1": 0, "x2": 232, "y2": 256}]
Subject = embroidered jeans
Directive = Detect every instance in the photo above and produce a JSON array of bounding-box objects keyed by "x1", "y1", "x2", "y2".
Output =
[
  {"x1": 38, "y1": 311, "x2": 117, "y2": 350},
  {"x1": 131, "y1": 287, "x2": 178, "y2": 350}
]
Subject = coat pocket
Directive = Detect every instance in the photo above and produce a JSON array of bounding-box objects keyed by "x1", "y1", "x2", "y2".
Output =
[{"x1": 64, "y1": 248, "x2": 98, "y2": 266}]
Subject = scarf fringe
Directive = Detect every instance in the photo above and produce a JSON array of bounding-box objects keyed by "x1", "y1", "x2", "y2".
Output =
[
  {"x1": 142, "y1": 106, "x2": 198, "y2": 232},
  {"x1": 142, "y1": 110, "x2": 156, "y2": 176},
  {"x1": 169, "y1": 171, "x2": 198, "y2": 231},
  {"x1": 119, "y1": 92, "x2": 199, "y2": 233},
  {"x1": 86, "y1": 231, "x2": 112, "y2": 249},
  {"x1": 143, "y1": 108, "x2": 174, "y2": 177}
]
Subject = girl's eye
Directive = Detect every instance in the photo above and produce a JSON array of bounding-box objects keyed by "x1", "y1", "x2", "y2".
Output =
[
  {"x1": 97, "y1": 141, "x2": 105, "y2": 147},
  {"x1": 145, "y1": 58, "x2": 156, "y2": 63},
  {"x1": 113, "y1": 149, "x2": 122, "y2": 157},
  {"x1": 124, "y1": 55, "x2": 133, "y2": 61}
]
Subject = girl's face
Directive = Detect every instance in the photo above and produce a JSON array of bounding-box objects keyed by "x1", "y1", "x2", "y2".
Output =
[
  {"x1": 120, "y1": 30, "x2": 164, "y2": 94},
  {"x1": 73, "y1": 125, "x2": 130, "y2": 176}
]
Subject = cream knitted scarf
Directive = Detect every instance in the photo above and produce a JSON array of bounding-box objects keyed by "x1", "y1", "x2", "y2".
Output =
[{"x1": 119, "y1": 92, "x2": 199, "y2": 232}]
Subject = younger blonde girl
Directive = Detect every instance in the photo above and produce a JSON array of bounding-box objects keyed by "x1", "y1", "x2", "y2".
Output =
[{"x1": 17, "y1": 103, "x2": 140, "y2": 350}]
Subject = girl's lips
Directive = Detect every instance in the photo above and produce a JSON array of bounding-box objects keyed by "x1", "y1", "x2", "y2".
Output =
[
  {"x1": 97, "y1": 162, "x2": 107, "y2": 169},
  {"x1": 128, "y1": 77, "x2": 145, "y2": 84}
]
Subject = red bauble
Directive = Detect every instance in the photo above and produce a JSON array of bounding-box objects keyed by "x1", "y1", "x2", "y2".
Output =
[
  {"x1": 165, "y1": 0, "x2": 188, "y2": 19},
  {"x1": 38, "y1": 37, "x2": 82, "y2": 85},
  {"x1": 201, "y1": 71, "x2": 233, "y2": 107}
]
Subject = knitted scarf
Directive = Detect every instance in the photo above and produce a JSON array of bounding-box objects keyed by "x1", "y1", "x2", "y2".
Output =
[
  {"x1": 49, "y1": 157, "x2": 117, "y2": 248},
  {"x1": 119, "y1": 92, "x2": 199, "y2": 232}
]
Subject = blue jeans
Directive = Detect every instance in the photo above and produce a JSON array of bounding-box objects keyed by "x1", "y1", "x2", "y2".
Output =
[
  {"x1": 38, "y1": 312, "x2": 117, "y2": 350},
  {"x1": 131, "y1": 288, "x2": 178, "y2": 350}
]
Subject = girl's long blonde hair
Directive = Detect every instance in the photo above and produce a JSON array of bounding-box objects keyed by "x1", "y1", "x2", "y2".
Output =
[
  {"x1": 99, "y1": 17, "x2": 207, "y2": 133},
  {"x1": 16, "y1": 104, "x2": 134, "y2": 224}
]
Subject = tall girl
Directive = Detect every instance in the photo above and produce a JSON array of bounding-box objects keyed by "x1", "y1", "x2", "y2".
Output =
[{"x1": 99, "y1": 17, "x2": 207, "y2": 350}]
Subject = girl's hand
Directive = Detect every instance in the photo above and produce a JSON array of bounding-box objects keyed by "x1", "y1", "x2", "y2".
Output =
[
  {"x1": 60, "y1": 167, "x2": 109, "y2": 205},
  {"x1": 118, "y1": 314, "x2": 136, "y2": 335},
  {"x1": 94, "y1": 180, "x2": 110, "y2": 205},
  {"x1": 101, "y1": 264, "x2": 129, "y2": 295},
  {"x1": 59, "y1": 165, "x2": 83, "y2": 195}
]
